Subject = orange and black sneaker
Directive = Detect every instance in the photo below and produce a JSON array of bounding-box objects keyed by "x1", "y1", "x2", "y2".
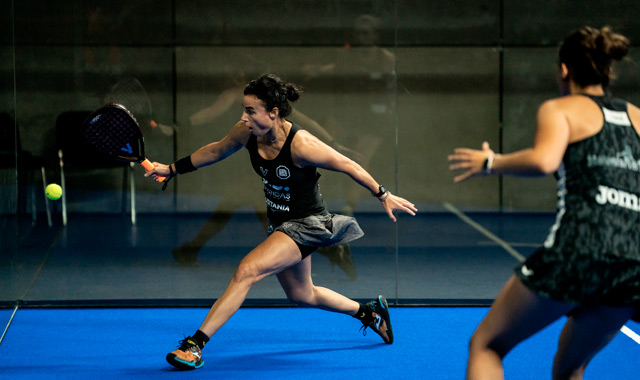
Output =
[
  {"x1": 166, "y1": 337, "x2": 204, "y2": 370},
  {"x1": 359, "y1": 295, "x2": 394, "y2": 344}
]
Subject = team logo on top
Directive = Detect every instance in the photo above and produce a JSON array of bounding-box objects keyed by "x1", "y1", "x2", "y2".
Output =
[
  {"x1": 276, "y1": 165, "x2": 290, "y2": 180},
  {"x1": 260, "y1": 167, "x2": 268, "y2": 177},
  {"x1": 603, "y1": 108, "x2": 631, "y2": 126},
  {"x1": 595, "y1": 185, "x2": 640, "y2": 212}
]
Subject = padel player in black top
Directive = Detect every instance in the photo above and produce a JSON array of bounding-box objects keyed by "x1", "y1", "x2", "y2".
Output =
[
  {"x1": 246, "y1": 122, "x2": 325, "y2": 224},
  {"x1": 145, "y1": 73, "x2": 417, "y2": 370},
  {"x1": 449, "y1": 26, "x2": 640, "y2": 379}
]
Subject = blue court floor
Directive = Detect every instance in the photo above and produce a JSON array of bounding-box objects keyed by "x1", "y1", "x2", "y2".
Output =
[{"x1": 1, "y1": 307, "x2": 638, "y2": 379}]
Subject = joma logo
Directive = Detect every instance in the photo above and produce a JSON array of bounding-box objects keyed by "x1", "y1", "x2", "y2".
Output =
[{"x1": 595, "y1": 185, "x2": 639, "y2": 212}]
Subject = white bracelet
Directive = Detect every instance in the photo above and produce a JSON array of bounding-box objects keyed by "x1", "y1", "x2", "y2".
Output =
[
  {"x1": 379, "y1": 191, "x2": 390, "y2": 202},
  {"x1": 483, "y1": 155, "x2": 494, "y2": 174}
]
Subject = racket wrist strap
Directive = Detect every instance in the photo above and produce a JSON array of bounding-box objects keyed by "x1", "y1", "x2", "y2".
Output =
[
  {"x1": 174, "y1": 155, "x2": 197, "y2": 175},
  {"x1": 161, "y1": 164, "x2": 175, "y2": 191},
  {"x1": 161, "y1": 175, "x2": 173, "y2": 191}
]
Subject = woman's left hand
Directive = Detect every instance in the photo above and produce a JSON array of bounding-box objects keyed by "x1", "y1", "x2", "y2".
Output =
[{"x1": 380, "y1": 193, "x2": 418, "y2": 222}]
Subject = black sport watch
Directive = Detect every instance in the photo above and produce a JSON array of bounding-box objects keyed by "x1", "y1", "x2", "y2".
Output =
[{"x1": 372, "y1": 185, "x2": 386, "y2": 198}]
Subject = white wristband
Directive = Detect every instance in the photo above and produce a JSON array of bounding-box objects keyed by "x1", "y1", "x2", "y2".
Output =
[{"x1": 483, "y1": 155, "x2": 494, "y2": 174}]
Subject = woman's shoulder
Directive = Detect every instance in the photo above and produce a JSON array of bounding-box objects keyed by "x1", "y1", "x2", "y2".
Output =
[
  {"x1": 544, "y1": 94, "x2": 595, "y2": 106},
  {"x1": 289, "y1": 126, "x2": 328, "y2": 165},
  {"x1": 538, "y1": 94, "x2": 603, "y2": 116},
  {"x1": 627, "y1": 101, "x2": 640, "y2": 115},
  {"x1": 229, "y1": 120, "x2": 252, "y2": 145},
  {"x1": 626, "y1": 102, "x2": 640, "y2": 131},
  {"x1": 290, "y1": 126, "x2": 318, "y2": 147}
]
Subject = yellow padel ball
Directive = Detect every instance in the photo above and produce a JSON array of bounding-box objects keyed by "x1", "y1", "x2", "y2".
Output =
[{"x1": 45, "y1": 183, "x2": 63, "y2": 200}]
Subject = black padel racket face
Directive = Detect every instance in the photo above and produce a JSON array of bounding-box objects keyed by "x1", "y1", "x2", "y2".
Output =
[{"x1": 82, "y1": 103, "x2": 146, "y2": 163}]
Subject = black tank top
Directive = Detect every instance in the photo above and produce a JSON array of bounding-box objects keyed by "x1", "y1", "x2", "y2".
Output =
[
  {"x1": 246, "y1": 123, "x2": 326, "y2": 225},
  {"x1": 544, "y1": 94, "x2": 640, "y2": 260}
]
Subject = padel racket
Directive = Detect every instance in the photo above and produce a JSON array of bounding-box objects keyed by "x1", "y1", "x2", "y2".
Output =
[
  {"x1": 104, "y1": 76, "x2": 175, "y2": 136},
  {"x1": 104, "y1": 77, "x2": 153, "y2": 126},
  {"x1": 82, "y1": 103, "x2": 166, "y2": 182}
]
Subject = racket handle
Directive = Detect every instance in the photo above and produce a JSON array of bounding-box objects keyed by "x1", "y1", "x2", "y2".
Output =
[{"x1": 141, "y1": 159, "x2": 166, "y2": 182}]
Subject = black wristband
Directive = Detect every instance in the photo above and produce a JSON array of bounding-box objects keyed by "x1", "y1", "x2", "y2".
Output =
[
  {"x1": 174, "y1": 155, "x2": 197, "y2": 175},
  {"x1": 372, "y1": 185, "x2": 386, "y2": 198}
]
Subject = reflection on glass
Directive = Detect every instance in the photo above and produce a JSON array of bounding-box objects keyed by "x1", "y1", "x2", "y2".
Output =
[{"x1": 303, "y1": 14, "x2": 396, "y2": 215}]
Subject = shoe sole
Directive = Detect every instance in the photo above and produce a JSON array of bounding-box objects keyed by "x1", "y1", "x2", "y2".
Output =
[
  {"x1": 166, "y1": 353, "x2": 204, "y2": 370},
  {"x1": 376, "y1": 295, "x2": 394, "y2": 344}
]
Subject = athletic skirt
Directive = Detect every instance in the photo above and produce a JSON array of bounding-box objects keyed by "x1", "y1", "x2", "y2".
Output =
[
  {"x1": 516, "y1": 247, "x2": 640, "y2": 321},
  {"x1": 268, "y1": 212, "x2": 364, "y2": 250}
]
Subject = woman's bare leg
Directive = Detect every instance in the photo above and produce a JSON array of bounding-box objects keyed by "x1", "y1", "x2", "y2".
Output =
[
  {"x1": 467, "y1": 275, "x2": 574, "y2": 380},
  {"x1": 198, "y1": 231, "x2": 304, "y2": 337},
  {"x1": 552, "y1": 305, "x2": 635, "y2": 380},
  {"x1": 276, "y1": 255, "x2": 360, "y2": 315}
]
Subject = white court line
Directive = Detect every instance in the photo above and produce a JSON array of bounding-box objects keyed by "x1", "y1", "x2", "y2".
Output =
[
  {"x1": 0, "y1": 306, "x2": 18, "y2": 346},
  {"x1": 443, "y1": 202, "x2": 640, "y2": 346},
  {"x1": 620, "y1": 326, "x2": 640, "y2": 344},
  {"x1": 442, "y1": 202, "x2": 526, "y2": 262}
]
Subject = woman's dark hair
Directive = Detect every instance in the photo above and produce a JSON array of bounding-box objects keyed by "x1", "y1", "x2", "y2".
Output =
[
  {"x1": 559, "y1": 26, "x2": 630, "y2": 88},
  {"x1": 243, "y1": 74, "x2": 302, "y2": 118}
]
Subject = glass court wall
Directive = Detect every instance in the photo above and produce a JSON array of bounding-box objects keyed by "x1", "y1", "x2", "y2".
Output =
[{"x1": 2, "y1": 0, "x2": 639, "y2": 306}]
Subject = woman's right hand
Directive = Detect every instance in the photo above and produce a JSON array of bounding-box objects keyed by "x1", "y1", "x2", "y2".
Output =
[
  {"x1": 144, "y1": 162, "x2": 171, "y2": 182},
  {"x1": 448, "y1": 141, "x2": 495, "y2": 183}
]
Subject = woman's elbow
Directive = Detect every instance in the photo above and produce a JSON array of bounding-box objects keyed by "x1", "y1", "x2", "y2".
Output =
[{"x1": 533, "y1": 159, "x2": 560, "y2": 176}]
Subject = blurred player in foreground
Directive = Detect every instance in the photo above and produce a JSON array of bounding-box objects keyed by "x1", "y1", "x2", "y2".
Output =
[{"x1": 449, "y1": 26, "x2": 640, "y2": 380}]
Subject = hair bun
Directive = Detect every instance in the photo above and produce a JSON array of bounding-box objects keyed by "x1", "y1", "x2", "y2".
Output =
[
  {"x1": 285, "y1": 83, "x2": 302, "y2": 102},
  {"x1": 598, "y1": 26, "x2": 629, "y2": 61}
]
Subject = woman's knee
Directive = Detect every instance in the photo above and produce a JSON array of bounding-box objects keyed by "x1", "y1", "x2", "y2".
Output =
[
  {"x1": 469, "y1": 329, "x2": 511, "y2": 360},
  {"x1": 232, "y1": 260, "x2": 261, "y2": 285}
]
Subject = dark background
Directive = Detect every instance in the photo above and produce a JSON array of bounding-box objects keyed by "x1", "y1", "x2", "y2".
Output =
[{"x1": 2, "y1": 0, "x2": 639, "y2": 306}]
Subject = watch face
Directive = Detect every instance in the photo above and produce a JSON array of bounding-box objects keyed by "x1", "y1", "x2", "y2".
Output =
[{"x1": 373, "y1": 185, "x2": 386, "y2": 197}]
